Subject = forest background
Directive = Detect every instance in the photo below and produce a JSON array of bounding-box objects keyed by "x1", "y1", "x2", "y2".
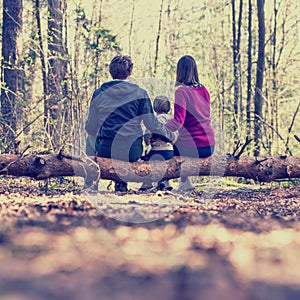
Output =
[
  {"x1": 1, "y1": 3, "x2": 300, "y2": 299},
  {"x1": 0, "y1": 0, "x2": 300, "y2": 158}
]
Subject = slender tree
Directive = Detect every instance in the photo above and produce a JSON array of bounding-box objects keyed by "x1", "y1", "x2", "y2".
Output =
[
  {"x1": 22, "y1": 1, "x2": 39, "y2": 136},
  {"x1": 153, "y1": 0, "x2": 164, "y2": 75},
  {"x1": 263, "y1": 0, "x2": 280, "y2": 154},
  {"x1": 128, "y1": 0, "x2": 136, "y2": 56},
  {"x1": 92, "y1": 0, "x2": 103, "y2": 89},
  {"x1": 35, "y1": 0, "x2": 48, "y2": 106},
  {"x1": 231, "y1": 0, "x2": 243, "y2": 137},
  {"x1": 0, "y1": 0, "x2": 23, "y2": 152},
  {"x1": 46, "y1": 0, "x2": 68, "y2": 150},
  {"x1": 254, "y1": 0, "x2": 265, "y2": 156},
  {"x1": 246, "y1": 0, "x2": 253, "y2": 137},
  {"x1": 164, "y1": 0, "x2": 179, "y2": 76}
]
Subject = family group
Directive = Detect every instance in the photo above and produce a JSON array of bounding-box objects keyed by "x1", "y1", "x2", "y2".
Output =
[{"x1": 85, "y1": 55, "x2": 215, "y2": 192}]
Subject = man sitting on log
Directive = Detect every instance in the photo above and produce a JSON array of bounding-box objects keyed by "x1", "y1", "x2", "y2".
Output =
[{"x1": 85, "y1": 55, "x2": 177, "y2": 192}]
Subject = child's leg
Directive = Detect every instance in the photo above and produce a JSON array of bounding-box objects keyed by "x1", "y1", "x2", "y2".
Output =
[{"x1": 139, "y1": 181, "x2": 153, "y2": 191}]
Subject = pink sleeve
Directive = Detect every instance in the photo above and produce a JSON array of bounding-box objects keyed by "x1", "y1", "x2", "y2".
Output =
[
  {"x1": 165, "y1": 88, "x2": 187, "y2": 131},
  {"x1": 203, "y1": 86, "x2": 211, "y2": 104}
]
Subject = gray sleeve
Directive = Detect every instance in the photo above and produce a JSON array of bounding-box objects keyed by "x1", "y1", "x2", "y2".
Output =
[
  {"x1": 85, "y1": 90, "x2": 101, "y2": 135},
  {"x1": 85, "y1": 101, "x2": 99, "y2": 136}
]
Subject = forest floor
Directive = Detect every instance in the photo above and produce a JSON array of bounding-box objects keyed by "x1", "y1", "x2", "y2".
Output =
[{"x1": 0, "y1": 176, "x2": 299, "y2": 300}]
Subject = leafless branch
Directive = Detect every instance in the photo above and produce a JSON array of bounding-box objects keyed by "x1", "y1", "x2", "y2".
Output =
[
  {"x1": 228, "y1": 137, "x2": 253, "y2": 159},
  {"x1": 0, "y1": 145, "x2": 32, "y2": 173},
  {"x1": 235, "y1": 137, "x2": 253, "y2": 159}
]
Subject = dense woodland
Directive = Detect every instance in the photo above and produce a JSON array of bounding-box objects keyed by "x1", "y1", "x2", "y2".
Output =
[
  {"x1": 0, "y1": 2, "x2": 300, "y2": 299},
  {"x1": 0, "y1": 0, "x2": 299, "y2": 157}
]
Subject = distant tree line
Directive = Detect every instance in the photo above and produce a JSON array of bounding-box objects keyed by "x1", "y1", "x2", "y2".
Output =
[{"x1": 0, "y1": 0, "x2": 299, "y2": 156}]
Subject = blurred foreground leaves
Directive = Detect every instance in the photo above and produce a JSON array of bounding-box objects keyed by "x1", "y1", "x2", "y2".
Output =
[{"x1": 0, "y1": 178, "x2": 299, "y2": 300}]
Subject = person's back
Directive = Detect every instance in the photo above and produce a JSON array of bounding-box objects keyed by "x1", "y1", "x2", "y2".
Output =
[{"x1": 88, "y1": 80, "x2": 152, "y2": 158}]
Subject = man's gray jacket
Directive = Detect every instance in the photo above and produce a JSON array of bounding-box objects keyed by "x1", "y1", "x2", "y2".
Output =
[{"x1": 85, "y1": 80, "x2": 175, "y2": 143}]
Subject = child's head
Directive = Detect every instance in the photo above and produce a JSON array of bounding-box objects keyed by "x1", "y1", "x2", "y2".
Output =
[{"x1": 153, "y1": 95, "x2": 170, "y2": 114}]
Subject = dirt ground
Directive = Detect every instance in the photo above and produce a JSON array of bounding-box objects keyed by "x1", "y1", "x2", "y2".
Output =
[{"x1": 0, "y1": 177, "x2": 299, "y2": 300}]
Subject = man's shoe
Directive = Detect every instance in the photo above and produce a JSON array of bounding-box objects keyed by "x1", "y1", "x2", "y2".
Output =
[{"x1": 115, "y1": 181, "x2": 128, "y2": 192}]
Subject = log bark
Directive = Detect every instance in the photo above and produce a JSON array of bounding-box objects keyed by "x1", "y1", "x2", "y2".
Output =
[{"x1": 0, "y1": 153, "x2": 300, "y2": 183}]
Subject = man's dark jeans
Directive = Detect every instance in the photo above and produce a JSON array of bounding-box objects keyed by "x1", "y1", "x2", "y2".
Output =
[{"x1": 95, "y1": 137, "x2": 143, "y2": 192}]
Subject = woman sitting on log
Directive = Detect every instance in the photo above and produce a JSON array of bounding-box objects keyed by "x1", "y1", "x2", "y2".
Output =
[{"x1": 165, "y1": 55, "x2": 215, "y2": 191}]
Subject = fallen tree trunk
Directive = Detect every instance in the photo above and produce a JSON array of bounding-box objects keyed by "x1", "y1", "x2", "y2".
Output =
[{"x1": 0, "y1": 153, "x2": 300, "y2": 183}]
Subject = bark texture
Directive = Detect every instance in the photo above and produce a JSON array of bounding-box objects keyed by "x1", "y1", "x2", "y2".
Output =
[
  {"x1": 0, "y1": 153, "x2": 300, "y2": 183},
  {"x1": 1, "y1": 0, "x2": 23, "y2": 151}
]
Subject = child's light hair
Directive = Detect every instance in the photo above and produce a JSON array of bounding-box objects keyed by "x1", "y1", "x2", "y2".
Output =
[{"x1": 153, "y1": 95, "x2": 170, "y2": 114}]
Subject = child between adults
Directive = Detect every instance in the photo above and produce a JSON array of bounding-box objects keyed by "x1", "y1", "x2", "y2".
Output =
[{"x1": 140, "y1": 95, "x2": 177, "y2": 191}]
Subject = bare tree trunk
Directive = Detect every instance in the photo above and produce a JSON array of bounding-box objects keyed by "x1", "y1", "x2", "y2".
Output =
[
  {"x1": 265, "y1": 0, "x2": 281, "y2": 154},
  {"x1": 93, "y1": 0, "x2": 103, "y2": 89},
  {"x1": 232, "y1": 0, "x2": 237, "y2": 120},
  {"x1": 153, "y1": 0, "x2": 164, "y2": 75},
  {"x1": 269, "y1": 0, "x2": 291, "y2": 154},
  {"x1": 164, "y1": 0, "x2": 179, "y2": 75},
  {"x1": 71, "y1": 5, "x2": 83, "y2": 121},
  {"x1": 60, "y1": 0, "x2": 71, "y2": 148},
  {"x1": 231, "y1": 0, "x2": 243, "y2": 139},
  {"x1": 128, "y1": 0, "x2": 136, "y2": 56},
  {"x1": 35, "y1": 0, "x2": 48, "y2": 133},
  {"x1": 46, "y1": 0, "x2": 67, "y2": 150},
  {"x1": 246, "y1": 0, "x2": 253, "y2": 138},
  {"x1": 21, "y1": 2, "x2": 38, "y2": 137},
  {"x1": 237, "y1": 0, "x2": 243, "y2": 118},
  {"x1": 254, "y1": 0, "x2": 265, "y2": 156},
  {"x1": 1, "y1": 0, "x2": 23, "y2": 153}
]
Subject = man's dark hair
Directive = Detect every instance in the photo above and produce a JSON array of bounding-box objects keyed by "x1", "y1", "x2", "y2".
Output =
[{"x1": 109, "y1": 55, "x2": 133, "y2": 79}]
